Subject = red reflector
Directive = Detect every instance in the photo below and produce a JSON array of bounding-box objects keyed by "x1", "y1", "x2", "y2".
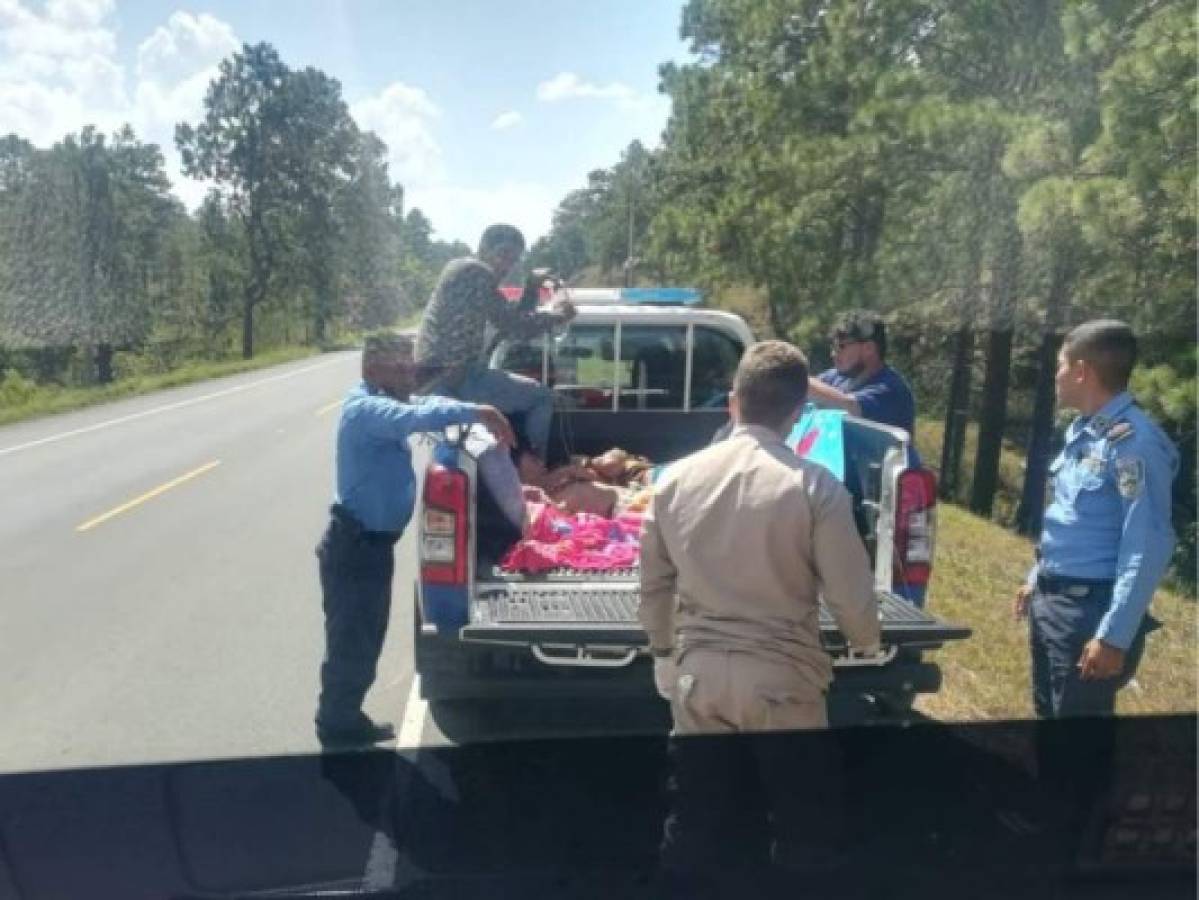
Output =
[
  {"x1": 422, "y1": 464, "x2": 469, "y2": 585},
  {"x1": 894, "y1": 468, "x2": 937, "y2": 589}
]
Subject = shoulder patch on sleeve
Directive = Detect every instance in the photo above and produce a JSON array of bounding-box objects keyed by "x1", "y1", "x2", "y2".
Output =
[
  {"x1": 1115, "y1": 456, "x2": 1145, "y2": 500},
  {"x1": 1106, "y1": 419, "x2": 1134, "y2": 444}
]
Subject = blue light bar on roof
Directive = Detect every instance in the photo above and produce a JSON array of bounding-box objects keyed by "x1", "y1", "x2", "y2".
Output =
[{"x1": 621, "y1": 287, "x2": 702, "y2": 305}]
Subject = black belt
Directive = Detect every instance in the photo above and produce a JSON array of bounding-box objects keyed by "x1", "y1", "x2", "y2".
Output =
[
  {"x1": 1036, "y1": 574, "x2": 1114, "y2": 600},
  {"x1": 329, "y1": 504, "x2": 401, "y2": 545}
]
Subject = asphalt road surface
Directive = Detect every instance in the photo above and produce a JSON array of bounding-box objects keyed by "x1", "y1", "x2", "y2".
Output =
[{"x1": 0, "y1": 351, "x2": 668, "y2": 775}]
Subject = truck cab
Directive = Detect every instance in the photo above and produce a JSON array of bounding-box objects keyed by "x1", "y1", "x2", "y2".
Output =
[{"x1": 413, "y1": 288, "x2": 969, "y2": 712}]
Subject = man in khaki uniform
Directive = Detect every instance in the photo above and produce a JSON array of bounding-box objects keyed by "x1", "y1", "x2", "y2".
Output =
[{"x1": 639, "y1": 340, "x2": 881, "y2": 876}]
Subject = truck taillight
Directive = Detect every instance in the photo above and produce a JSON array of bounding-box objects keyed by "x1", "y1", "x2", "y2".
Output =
[
  {"x1": 894, "y1": 468, "x2": 936, "y2": 589},
  {"x1": 421, "y1": 463, "x2": 468, "y2": 586}
]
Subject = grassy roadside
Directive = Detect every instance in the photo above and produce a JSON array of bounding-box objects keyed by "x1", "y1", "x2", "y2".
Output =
[
  {"x1": 0, "y1": 345, "x2": 327, "y2": 428},
  {"x1": 916, "y1": 503, "x2": 1197, "y2": 722},
  {"x1": 912, "y1": 417, "x2": 1028, "y2": 525}
]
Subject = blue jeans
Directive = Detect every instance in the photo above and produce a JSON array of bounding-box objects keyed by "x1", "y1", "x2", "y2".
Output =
[{"x1": 440, "y1": 364, "x2": 555, "y2": 459}]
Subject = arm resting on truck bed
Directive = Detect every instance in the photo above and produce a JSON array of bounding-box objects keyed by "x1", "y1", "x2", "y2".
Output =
[
  {"x1": 353, "y1": 394, "x2": 479, "y2": 442},
  {"x1": 813, "y1": 481, "x2": 882, "y2": 656}
]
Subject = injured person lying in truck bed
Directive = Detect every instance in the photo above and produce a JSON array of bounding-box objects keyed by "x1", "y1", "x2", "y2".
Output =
[
  {"x1": 515, "y1": 448, "x2": 655, "y2": 518},
  {"x1": 471, "y1": 439, "x2": 657, "y2": 573}
]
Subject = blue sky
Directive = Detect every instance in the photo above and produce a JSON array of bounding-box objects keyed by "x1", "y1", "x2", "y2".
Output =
[{"x1": 1, "y1": 0, "x2": 692, "y2": 244}]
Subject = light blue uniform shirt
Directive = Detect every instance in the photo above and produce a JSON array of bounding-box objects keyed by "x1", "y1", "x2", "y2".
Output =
[
  {"x1": 334, "y1": 382, "x2": 478, "y2": 533},
  {"x1": 1030, "y1": 392, "x2": 1178, "y2": 649}
]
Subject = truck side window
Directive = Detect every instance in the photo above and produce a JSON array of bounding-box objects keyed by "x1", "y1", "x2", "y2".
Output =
[
  {"x1": 550, "y1": 325, "x2": 617, "y2": 409},
  {"x1": 691, "y1": 327, "x2": 743, "y2": 409},
  {"x1": 621, "y1": 325, "x2": 687, "y2": 410}
]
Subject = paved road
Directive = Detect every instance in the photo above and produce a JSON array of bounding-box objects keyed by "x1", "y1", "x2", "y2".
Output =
[{"x1": 0, "y1": 352, "x2": 669, "y2": 774}]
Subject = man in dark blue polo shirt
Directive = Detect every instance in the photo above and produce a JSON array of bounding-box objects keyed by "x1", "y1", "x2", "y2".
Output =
[
  {"x1": 807, "y1": 310, "x2": 916, "y2": 437},
  {"x1": 315, "y1": 333, "x2": 513, "y2": 747}
]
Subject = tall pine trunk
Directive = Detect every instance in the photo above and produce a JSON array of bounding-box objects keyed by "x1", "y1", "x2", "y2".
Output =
[
  {"x1": 939, "y1": 267, "x2": 978, "y2": 501},
  {"x1": 971, "y1": 231, "x2": 1020, "y2": 518},
  {"x1": 242, "y1": 296, "x2": 255, "y2": 360},
  {"x1": 1016, "y1": 250, "x2": 1072, "y2": 536},
  {"x1": 95, "y1": 343, "x2": 114, "y2": 385},
  {"x1": 971, "y1": 327, "x2": 1013, "y2": 516},
  {"x1": 939, "y1": 325, "x2": 974, "y2": 500}
]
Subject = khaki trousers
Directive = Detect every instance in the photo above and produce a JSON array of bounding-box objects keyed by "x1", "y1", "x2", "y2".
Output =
[{"x1": 669, "y1": 647, "x2": 828, "y2": 735}]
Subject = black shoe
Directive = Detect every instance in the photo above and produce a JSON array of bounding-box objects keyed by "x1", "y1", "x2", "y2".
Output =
[{"x1": 316, "y1": 717, "x2": 396, "y2": 747}]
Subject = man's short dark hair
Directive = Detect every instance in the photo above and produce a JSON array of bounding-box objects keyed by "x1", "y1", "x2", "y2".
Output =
[
  {"x1": 479, "y1": 223, "x2": 526, "y2": 257},
  {"x1": 363, "y1": 331, "x2": 412, "y2": 357},
  {"x1": 1062, "y1": 319, "x2": 1137, "y2": 393},
  {"x1": 833, "y1": 309, "x2": 887, "y2": 358},
  {"x1": 733, "y1": 341, "x2": 810, "y2": 430},
  {"x1": 362, "y1": 331, "x2": 413, "y2": 377}
]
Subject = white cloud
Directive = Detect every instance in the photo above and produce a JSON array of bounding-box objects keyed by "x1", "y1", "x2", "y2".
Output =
[
  {"x1": 46, "y1": 0, "x2": 113, "y2": 27},
  {"x1": 132, "y1": 11, "x2": 239, "y2": 197},
  {"x1": 0, "y1": 0, "x2": 114, "y2": 59},
  {"x1": 536, "y1": 71, "x2": 648, "y2": 108},
  {"x1": 0, "y1": 3, "x2": 239, "y2": 205},
  {"x1": 352, "y1": 81, "x2": 444, "y2": 188},
  {"x1": 353, "y1": 86, "x2": 554, "y2": 244},
  {"x1": 490, "y1": 110, "x2": 522, "y2": 131},
  {"x1": 136, "y1": 11, "x2": 238, "y2": 85},
  {"x1": 0, "y1": 0, "x2": 124, "y2": 146}
]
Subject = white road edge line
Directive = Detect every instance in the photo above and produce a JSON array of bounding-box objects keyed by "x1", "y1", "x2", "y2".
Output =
[
  {"x1": 398, "y1": 675, "x2": 428, "y2": 750},
  {"x1": 0, "y1": 356, "x2": 348, "y2": 458}
]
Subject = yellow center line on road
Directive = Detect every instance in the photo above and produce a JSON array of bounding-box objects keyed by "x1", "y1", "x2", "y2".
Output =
[
  {"x1": 76, "y1": 460, "x2": 222, "y2": 533},
  {"x1": 315, "y1": 399, "x2": 343, "y2": 417}
]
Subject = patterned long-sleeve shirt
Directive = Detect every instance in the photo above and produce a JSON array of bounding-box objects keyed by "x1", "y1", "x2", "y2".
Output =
[{"x1": 416, "y1": 257, "x2": 561, "y2": 369}]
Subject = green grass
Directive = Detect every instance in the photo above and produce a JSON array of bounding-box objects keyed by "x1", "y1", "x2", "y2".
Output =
[
  {"x1": 0, "y1": 345, "x2": 323, "y2": 428},
  {"x1": 913, "y1": 416, "x2": 1028, "y2": 525},
  {"x1": 916, "y1": 504, "x2": 1197, "y2": 723}
]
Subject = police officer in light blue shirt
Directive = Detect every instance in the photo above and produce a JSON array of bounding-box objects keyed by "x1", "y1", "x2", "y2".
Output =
[
  {"x1": 315, "y1": 332, "x2": 513, "y2": 746},
  {"x1": 1012, "y1": 319, "x2": 1178, "y2": 825}
]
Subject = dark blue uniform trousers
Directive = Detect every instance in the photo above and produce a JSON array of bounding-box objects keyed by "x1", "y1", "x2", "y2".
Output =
[
  {"x1": 1028, "y1": 579, "x2": 1152, "y2": 817},
  {"x1": 315, "y1": 505, "x2": 399, "y2": 732}
]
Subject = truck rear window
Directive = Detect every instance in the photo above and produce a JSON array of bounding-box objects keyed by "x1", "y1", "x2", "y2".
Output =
[{"x1": 493, "y1": 322, "x2": 742, "y2": 411}]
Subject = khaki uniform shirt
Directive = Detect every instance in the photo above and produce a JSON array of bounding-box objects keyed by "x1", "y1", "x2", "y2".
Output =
[{"x1": 639, "y1": 424, "x2": 881, "y2": 692}]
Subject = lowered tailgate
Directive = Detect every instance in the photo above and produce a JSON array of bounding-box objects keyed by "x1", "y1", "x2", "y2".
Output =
[{"x1": 461, "y1": 574, "x2": 970, "y2": 658}]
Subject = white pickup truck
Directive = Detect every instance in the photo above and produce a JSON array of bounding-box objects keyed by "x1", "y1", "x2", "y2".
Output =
[{"x1": 412, "y1": 288, "x2": 969, "y2": 713}]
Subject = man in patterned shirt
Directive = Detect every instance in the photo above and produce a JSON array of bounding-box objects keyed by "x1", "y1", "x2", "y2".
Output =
[{"x1": 416, "y1": 223, "x2": 575, "y2": 458}]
